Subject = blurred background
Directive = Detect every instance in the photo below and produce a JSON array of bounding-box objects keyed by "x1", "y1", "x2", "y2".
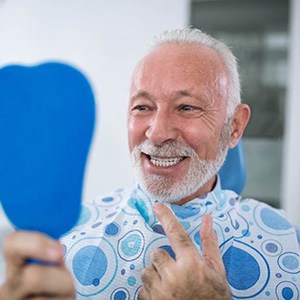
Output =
[{"x1": 0, "y1": 0, "x2": 299, "y2": 281}]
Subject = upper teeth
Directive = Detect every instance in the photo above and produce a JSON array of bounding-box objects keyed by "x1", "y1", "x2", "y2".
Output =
[{"x1": 150, "y1": 156, "x2": 183, "y2": 167}]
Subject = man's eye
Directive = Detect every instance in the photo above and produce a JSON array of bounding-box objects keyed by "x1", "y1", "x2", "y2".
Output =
[
  {"x1": 136, "y1": 105, "x2": 148, "y2": 111},
  {"x1": 180, "y1": 105, "x2": 194, "y2": 111},
  {"x1": 132, "y1": 105, "x2": 150, "y2": 112}
]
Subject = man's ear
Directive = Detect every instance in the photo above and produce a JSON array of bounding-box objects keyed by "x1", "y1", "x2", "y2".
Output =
[{"x1": 229, "y1": 104, "x2": 251, "y2": 148}]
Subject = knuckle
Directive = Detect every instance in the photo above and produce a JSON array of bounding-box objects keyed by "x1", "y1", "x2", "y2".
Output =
[
  {"x1": 22, "y1": 266, "x2": 43, "y2": 290},
  {"x1": 204, "y1": 254, "x2": 219, "y2": 269},
  {"x1": 141, "y1": 267, "x2": 153, "y2": 283},
  {"x1": 165, "y1": 273, "x2": 177, "y2": 286},
  {"x1": 151, "y1": 248, "x2": 174, "y2": 267},
  {"x1": 30, "y1": 234, "x2": 47, "y2": 250},
  {"x1": 155, "y1": 247, "x2": 167, "y2": 256},
  {"x1": 140, "y1": 268, "x2": 148, "y2": 282},
  {"x1": 165, "y1": 221, "x2": 193, "y2": 248},
  {"x1": 137, "y1": 286, "x2": 147, "y2": 300},
  {"x1": 64, "y1": 270, "x2": 76, "y2": 294},
  {"x1": 4, "y1": 231, "x2": 48, "y2": 259},
  {"x1": 1, "y1": 277, "x2": 22, "y2": 298},
  {"x1": 150, "y1": 248, "x2": 164, "y2": 262},
  {"x1": 176, "y1": 234, "x2": 193, "y2": 248},
  {"x1": 165, "y1": 220, "x2": 178, "y2": 234},
  {"x1": 179, "y1": 255, "x2": 201, "y2": 274},
  {"x1": 3, "y1": 232, "x2": 18, "y2": 254}
]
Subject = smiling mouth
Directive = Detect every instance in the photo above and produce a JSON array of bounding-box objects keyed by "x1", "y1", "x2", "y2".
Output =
[{"x1": 143, "y1": 153, "x2": 186, "y2": 167}]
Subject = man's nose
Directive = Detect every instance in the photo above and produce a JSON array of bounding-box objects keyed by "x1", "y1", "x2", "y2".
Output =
[{"x1": 145, "y1": 111, "x2": 178, "y2": 145}]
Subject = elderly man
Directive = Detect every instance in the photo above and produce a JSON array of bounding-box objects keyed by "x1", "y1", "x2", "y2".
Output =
[{"x1": 1, "y1": 28, "x2": 299, "y2": 300}]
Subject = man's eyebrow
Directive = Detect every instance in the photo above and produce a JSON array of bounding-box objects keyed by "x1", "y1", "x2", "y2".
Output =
[{"x1": 130, "y1": 91, "x2": 154, "y2": 102}]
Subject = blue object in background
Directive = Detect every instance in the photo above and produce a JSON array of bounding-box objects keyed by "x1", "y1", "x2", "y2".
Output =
[
  {"x1": 0, "y1": 62, "x2": 95, "y2": 239},
  {"x1": 219, "y1": 140, "x2": 246, "y2": 194}
]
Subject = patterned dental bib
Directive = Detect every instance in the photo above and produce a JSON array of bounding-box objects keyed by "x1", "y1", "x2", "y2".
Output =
[{"x1": 62, "y1": 179, "x2": 300, "y2": 299}]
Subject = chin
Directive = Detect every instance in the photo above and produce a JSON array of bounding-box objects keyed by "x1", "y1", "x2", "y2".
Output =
[{"x1": 136, "y1": 172, "x2": 207, "y2": 204}]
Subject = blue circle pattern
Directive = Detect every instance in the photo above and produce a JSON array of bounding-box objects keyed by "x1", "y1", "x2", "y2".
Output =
[
  {"x1": 261, "y1": 239, "x2": 283, "y2": 257},
  {"x1": 283, "y1": 256, "x2": 299, "y2": 270},
  {"x1": 114, "y1": 291, "x2": 126, "y2": 300},
  {"x1": 253, "y1": 204, "x2": 295, "y2": 236},
  {"x1": 127, "y1": 276, "x2": 136, "y2": 286},
  {"x1": 121, "y1": 234, "x2": 141, "y2": 257},
  {"x1": 282, "y1": 287, "x2": 294, "y2": 300},
  {"x1": 118, "y1": 230, "x2": 145, "y2": 262},
  {"x1": 171, "y1": 204, "x2": 200, "y2": 219},
  {"x1": 260, "y1": 207, "x2": 292, "y2": 230},
  {"x1": 266, "y1": 243, "x2": 278, "y2": 253},
  {"x1": 73, "y1": 246, "x2": 108, "y2": 286},
  {"x1": 61, "y1": 188, "x2": 300, "y2": 299},
  {"x1": 222, "y1": 240, "x2": 271, "y2": 299},
  {"x1": 276, "y1": 281, "x2": 299, "y2": 300},
  {"x1": 278, "y1": 252, "x2": 300, "y2": 274},
  {"x1": 105, "y1": 222, "x2": 120, "y2": 236},
  {"x1": 111, "y1": 288, "x2": 130, "y2": 300},
  {"x1": 223, "y1": 246, "x2": 260, "y2": 290}
]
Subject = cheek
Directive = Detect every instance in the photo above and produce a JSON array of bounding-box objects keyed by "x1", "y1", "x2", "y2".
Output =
[
  {"x1": 180, "y1": 122, "x2": 220, "y2": 160},
  {"x1": 179, "y1": 120, "x2": 207, "y2": 142},
  {"x1": 127, "y1": 118, "x2": 147, "y2": 151}
]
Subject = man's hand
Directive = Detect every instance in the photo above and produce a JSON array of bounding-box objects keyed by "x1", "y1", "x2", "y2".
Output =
[
  {"x1": 0, "y1": 231, "x2": 75, "y2": 299},
  {"x1": 139, "y1": 202, "x2": 231, "y2": 300}
]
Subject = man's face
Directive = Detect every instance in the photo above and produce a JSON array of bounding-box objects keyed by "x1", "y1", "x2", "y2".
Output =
[{"x1": 128, "y1": 43, "x2": 231, "y2": 203}]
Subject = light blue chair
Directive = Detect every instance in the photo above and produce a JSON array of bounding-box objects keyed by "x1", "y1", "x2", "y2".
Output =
[{"x1": 218, "y1": 140, "x2": 246, "y2": 194}]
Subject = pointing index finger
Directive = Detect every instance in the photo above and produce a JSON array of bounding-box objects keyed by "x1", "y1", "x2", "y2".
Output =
[{"x1": 153, "y1": 202, "x2": 196, "y2": 258}]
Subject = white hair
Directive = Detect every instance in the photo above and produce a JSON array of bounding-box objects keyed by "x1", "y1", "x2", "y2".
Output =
[{"x1": 152, "y1": 28, "x2": 241, "y2": 118}]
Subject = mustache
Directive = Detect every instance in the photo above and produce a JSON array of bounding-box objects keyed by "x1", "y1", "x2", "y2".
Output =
[{"x1": 136, "y1": 140, "x2": 197, "y2": 158}]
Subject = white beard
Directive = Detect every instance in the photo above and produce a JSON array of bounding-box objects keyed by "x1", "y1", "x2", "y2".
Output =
[{"x1": 130, "y1": 126, "x2": 230, "y2": 203}]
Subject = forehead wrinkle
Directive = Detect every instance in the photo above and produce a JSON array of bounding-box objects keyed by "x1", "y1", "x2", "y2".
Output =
[{"x1": 130, "y1": 90, "x2": 155, "y2": 102}]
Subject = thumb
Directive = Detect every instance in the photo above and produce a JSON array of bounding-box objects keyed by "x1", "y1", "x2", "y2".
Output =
[{"x1": 200, "y1": 214, "x2": 224, "y2": 271}]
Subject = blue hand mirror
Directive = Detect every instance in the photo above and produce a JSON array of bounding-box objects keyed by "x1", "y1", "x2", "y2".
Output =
[{"x1": 0, "y1": 62, "x2": 95, "y2": 239}]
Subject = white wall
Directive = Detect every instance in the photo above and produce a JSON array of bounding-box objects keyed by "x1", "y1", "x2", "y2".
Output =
[
  {"x1": 0, "y1": 0, "x2": 189, "y2": 283},
  {"x1": 281, "y1": 0, "x2": 300, "y2": 226}
]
